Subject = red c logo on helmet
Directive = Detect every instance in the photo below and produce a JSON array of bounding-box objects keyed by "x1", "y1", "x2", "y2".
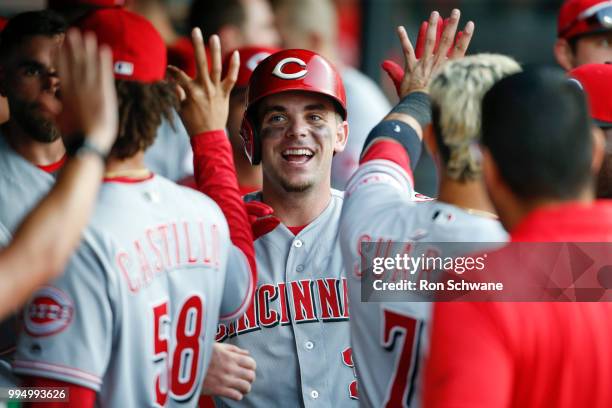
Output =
[{"x1": 272, "y1": 57, "x2": 308, "y2": 80}]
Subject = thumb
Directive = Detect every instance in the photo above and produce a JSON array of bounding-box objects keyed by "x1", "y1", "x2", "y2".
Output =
[{"x1": 381, "y1": 60, "x2": 404, "y2": 96}]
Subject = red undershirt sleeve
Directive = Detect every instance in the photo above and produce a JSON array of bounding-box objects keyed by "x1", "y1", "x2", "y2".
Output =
[{"x1": 190, "y1": 130, "x2": 256, "y2": 288}]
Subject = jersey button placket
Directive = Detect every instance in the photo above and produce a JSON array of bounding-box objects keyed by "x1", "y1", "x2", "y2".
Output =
[
  {"x1": 310, "y1": 390, "x2": 319, "y2": 399},
  {"x1": 304, "y1": 340, "x2": 314, "y2": 350},
  {"x1": 293, "y1": 239, "x2": 303, "y2": 248}
]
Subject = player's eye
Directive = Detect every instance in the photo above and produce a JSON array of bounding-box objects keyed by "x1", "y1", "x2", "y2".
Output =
[
  {"x1": 309, "y1": 114, "x2": 323, "y2": 122},
  {"x1": 268, "y1": 114, "x2": 286, "y2": 124},
  {"x1": 23, "y1": 66, "x2": 42, "y2": 77}
]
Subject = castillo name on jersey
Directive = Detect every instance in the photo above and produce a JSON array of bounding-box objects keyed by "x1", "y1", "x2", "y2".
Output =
[{"x1": 116, "y1": 220, "x2": 222, "y2": 293}]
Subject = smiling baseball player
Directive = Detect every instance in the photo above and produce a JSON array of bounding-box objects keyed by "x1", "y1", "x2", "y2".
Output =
[{"x1": 187, "y1": 47, "x2": 358, "y2": 406}]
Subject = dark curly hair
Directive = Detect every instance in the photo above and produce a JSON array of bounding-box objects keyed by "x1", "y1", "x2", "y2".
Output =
[{"x1": 111, "y1": 80, "x2": 179, "y2": 160}]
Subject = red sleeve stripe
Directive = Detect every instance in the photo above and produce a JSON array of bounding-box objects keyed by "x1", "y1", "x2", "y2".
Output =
[{"x1": 13, "y1": 360, "x2": 102, "y2": 385}]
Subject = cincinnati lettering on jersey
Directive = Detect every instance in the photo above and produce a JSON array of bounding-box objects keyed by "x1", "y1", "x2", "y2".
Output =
[
  {"x1": 216, "y1": 278, "x2": 350, "y2": 341},
  {"x1": 116, "y1": 220, "x2": 221, "y2": 293}
]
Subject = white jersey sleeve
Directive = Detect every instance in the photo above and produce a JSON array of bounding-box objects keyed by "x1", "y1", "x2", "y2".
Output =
[{"x1": 219, "y1": 244, "x2": 254, "y2": 322}]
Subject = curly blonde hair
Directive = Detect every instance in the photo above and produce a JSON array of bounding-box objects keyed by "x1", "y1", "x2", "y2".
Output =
[{"x1": 429, "y1": 54, "x2": 521, "y2": 181}]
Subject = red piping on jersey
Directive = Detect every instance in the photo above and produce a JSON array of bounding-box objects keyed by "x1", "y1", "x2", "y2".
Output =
[
  {"x1": 103, "y1": 173, "x2": 155, "y2": 184},
  {"x1": 360, "y1": 140, "x2": 414, "y2": 186},
  {"x1": 36, "y1": 154, "x2": 67, "y2": 174},
  {"x1": 287, "y1": 224, "x2": 308, "y2": 235},
  {"x1": 191, "y1": 130, "x2": 257, "y2": 312}
]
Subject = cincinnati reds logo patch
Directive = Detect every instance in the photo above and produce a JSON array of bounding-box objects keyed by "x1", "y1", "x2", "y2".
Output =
[
  {"x1": 24, "y1": 286, "x2": 74, "y2": 337},
  {"x1": 272, "y1": 57, "x2": 307, "y2": 80}
]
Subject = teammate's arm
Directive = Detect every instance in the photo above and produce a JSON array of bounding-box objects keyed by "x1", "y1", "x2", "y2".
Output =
[
  {"x1": 359, "y1": 10, "x2": 474, "y2": 178},
  {"x1": 168, "y1": 28, "x2": 256, "y2": 290},
  {"x1": 167, "y1": 29, "x2": 257, "y2": 402},
  {"x1": 0, "y1": 29, "x2": 117, "y2": 320}
]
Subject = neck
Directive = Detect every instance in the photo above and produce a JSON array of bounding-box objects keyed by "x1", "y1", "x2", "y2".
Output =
[
  {"x1": 233, "y1": 150, "x2": 262, "y2": 190},
  {"x1": 3, "y1": 122, "x2": 65, "y2": 165},
  {"x1": 262, "y1": 179, "x2": 331, "y2": 227},
  {"x1": 505, "y1": 189, "x2": 594, "y2": 232},
  {"x1": 437, "y1": 176, "x2": 497, "y2": 216},
  {"x1": 105, "y1": 151, "x2": 148, "y2": 175}
]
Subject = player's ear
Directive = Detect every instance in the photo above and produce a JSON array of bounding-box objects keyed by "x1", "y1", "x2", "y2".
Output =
[
  {"x1": 591, "y1": 125, "x2": 605, "y2": 174},
  {"x1": 553, "y1": 38, "x2": 575, "y2": 71},
  {"x1": 333, "y1": 117, "x2": 349, "y2": 153}
]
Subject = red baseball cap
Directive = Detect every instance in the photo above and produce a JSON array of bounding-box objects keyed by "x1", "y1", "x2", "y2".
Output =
[
  {"x1": 223, "y1": 46, "x2": 281, "y2": 89},
  {"x1": 48, "y1": 0, "x2": 125, "y2": 8},
  {"x1": 558, "y1": 0, "x2": 612, "y2": 39},
  {"x1": 77, "y1": 8, "x2": 166, "y2": 82},
  {"x1": 569, "y1": 63, "x2": 612, "y2": 128}
]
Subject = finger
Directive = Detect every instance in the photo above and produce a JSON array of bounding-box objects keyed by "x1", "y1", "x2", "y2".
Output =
[
  {"x1": 215, "y1": 387, "x2": 244, "y2": 401},
  {"x1": 222, "y1": 50, "x2": 240, "y2": 94},
  {"x1": 450, "y1": 20, "x2": 474, "y2": 59},
  {"x1": 448, "y1": 31, "x2": 463, "y2": 57},
  {"x1": 381, "y1": 60, "x2": 404, "y2": 94},
  {"x1": 167, "y1": 65, "x2": 194, "y2": 95},
  {"x1": 57, "y1": 31, "x2": 71, "y2": 89},
  {"x1": 434, "y1": 17, "x2": 449, "y2": 54},
  {"x1": 414, "y1": 21, "x2": 428, "y2": 59},
  {"x1": 236, "y1": 354, "x2": 256, "y2": 371},
  {"x1": 234, "y1": 366, "x2": 256, "y2": 383},
  {"x1": 191, "y1": 27, "x2": 210, "y2": 85},
  {"x1": 435, "y1": 9, "x2": 460, "y2": 65},
  {"x1": 227, "y1": 378, "x2": 252, "y2": 395},
  {"x1": 83, "y1": 31, "x2": 98, "y2": 87},
  {"x1": 227, "y1": 343, "x2": 250, "y2": 355},
  {"x1": 422, "y1": 11, "x2": 440, "y2": 62},
  {"x1": 209, "y1": 34, "x2": 222, "y2": 84},
  {"x1": 397, "y1": 26, "x2": 416, "y2": 72}
]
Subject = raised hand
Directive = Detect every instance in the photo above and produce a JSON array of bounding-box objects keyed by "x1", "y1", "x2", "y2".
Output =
[
  {"x1": 383, "y1": 9, "x2": 474, "y2": 99},
  {"x1": 167, "y1": 28, "x2": 240, "y2": 136},
  {"x1": 57, "y1": 28, "x2": 117, "y2": 153}
]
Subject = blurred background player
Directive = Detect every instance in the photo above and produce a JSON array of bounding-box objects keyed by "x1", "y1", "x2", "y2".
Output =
[
  {"x1": 554, "y1": 0, "x2": 612, "y2": 70},
  {"x1": 569, "y1": 63, "x2": 612, "y2": 198},
  {"x1": 273, "y1": 0, "x2": 391, "y2": 189},
  {"x1": 339, "y1": 11, "x2": 517, "y2": 408},
  {"x1": 0, "y1": 9, "x2": 67, "y2": 387},
  {"x1": 424, "y1": 66, "x2": 612, "y2": 408},
  {"x1": 0, "y1": 18, "x2": 117, "y2": 322},
  {"x1": 190, "y1": 0, "x2": 279, "y2": 54},
  {"x1": 13, "y1": 9, "x2": 254, "y2": 407}
]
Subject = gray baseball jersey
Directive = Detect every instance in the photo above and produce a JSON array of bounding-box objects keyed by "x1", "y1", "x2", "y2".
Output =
[
  {"x1": 340, "y1": 159, "x2": 508, "y2": 408},
  {"x1": 145, "y1": 111, "x2": 194, "y2": 182},
  {"x1": 0, "y1": 133, "x2": 56, "y2": 234},
  {"x1": 0, "y1": 132, "x2": 59, "y2": 384},
  {"x1": 13, "y1": 175, "x2": 253, "y2": 407},
  {"x1": 214, "y1": 190, "x2": 358, "y2": 408}
]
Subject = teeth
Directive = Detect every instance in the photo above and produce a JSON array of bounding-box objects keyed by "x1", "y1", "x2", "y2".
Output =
[{"x1": 283, "y1": 148, "x2": 313, "y2": 156}]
